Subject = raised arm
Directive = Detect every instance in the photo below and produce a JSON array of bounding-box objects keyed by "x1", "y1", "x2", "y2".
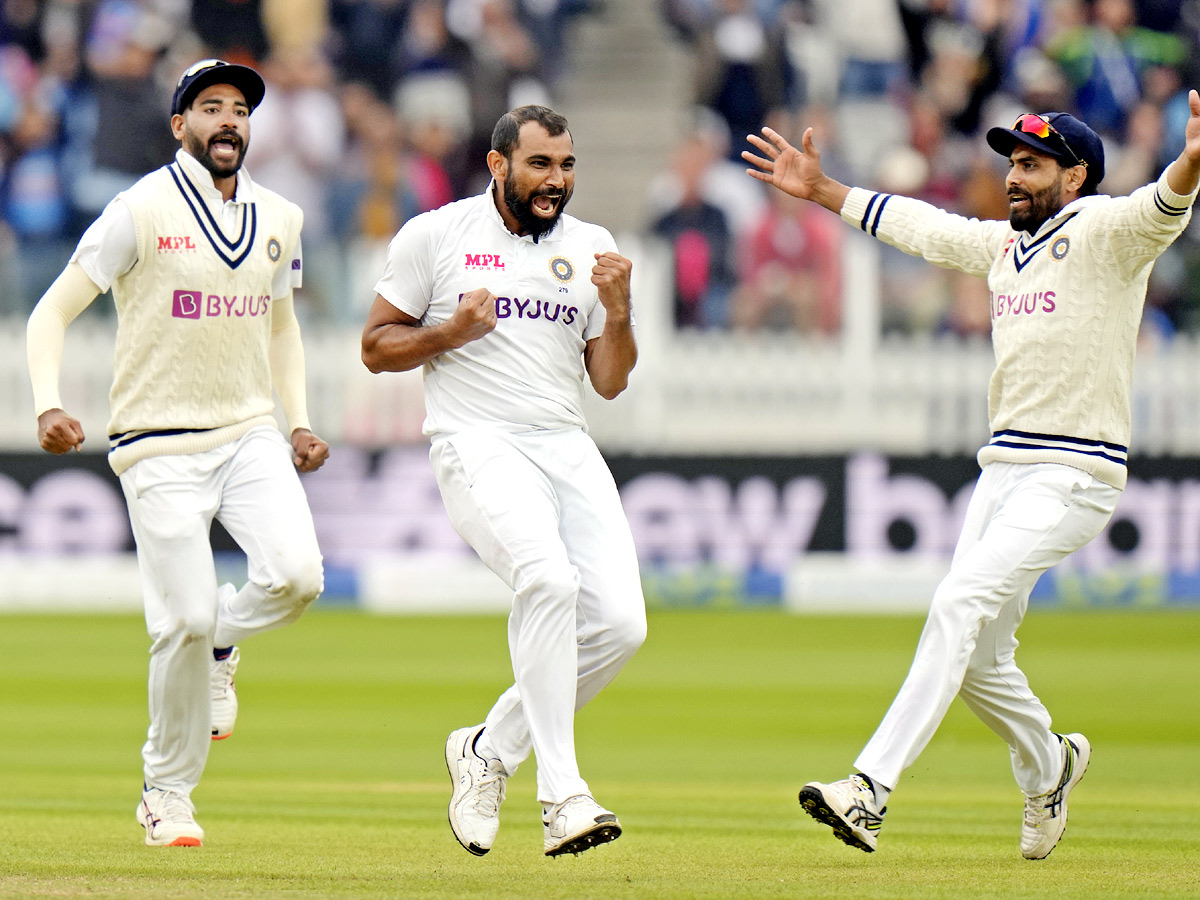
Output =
[
  {"x1": 743, "y1": 126, "x2": 852, "y2": 214},
  {"x1": 1166, "y1": 89, "x2": 1200, "y2": 197}
]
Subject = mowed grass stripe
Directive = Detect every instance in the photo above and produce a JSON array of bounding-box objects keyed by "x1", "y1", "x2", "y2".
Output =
[{"x1": 1, "y1": 609, "x2": 1197, "y2": 899}]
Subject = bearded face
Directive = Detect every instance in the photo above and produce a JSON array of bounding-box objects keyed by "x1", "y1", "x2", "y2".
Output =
[
  {"x1": 502, "y1": 173, "x2": 572, "y2": 238},
  {"x1": 182, "y1": 122, "x2": 248, "y2": 180},
  {"x1": 1008, "y1": 175, "x2": 1065, "y2": 233}
]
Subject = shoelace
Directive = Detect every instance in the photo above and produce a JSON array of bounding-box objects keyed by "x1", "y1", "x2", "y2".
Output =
[
  {"x1": 470, "y1": 764, "x2": 506, "y2": 817},
  {"x1": 843, "y1": 777, "x2": 885, "y2": 831},
  {"x1": 1024, "y1": 749, "x2": 1072, "y2": 828},
  {"x1": 154, "y1": 791, "x2": 196, "y2": 824},
  {"x1": 211, "y1": 660, "x2": 235, "y2": 698}
]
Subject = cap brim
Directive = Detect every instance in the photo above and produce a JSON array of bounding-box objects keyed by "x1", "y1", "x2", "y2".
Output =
[
  {"x1": 986, "y1": 126, "x2": 1073, "y2": 165},
  {"x1": 175, "y1": 64, "x2": 265, "y2": 115}
]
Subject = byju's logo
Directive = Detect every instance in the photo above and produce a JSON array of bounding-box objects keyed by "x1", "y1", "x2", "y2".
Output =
[
  {"x1": 172, "y1": 290, "x2": 203, "y2": 319},
  {"x1": 171, "y1": 289, "x2": 271, "y2": 319}
]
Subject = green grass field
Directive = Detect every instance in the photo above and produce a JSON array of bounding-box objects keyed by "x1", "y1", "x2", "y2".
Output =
[{"x1": 1, "y1": 608, "x2": 1198, "y2": 900}]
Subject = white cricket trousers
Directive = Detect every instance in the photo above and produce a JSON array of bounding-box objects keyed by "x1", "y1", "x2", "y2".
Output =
[
  {"x1": 855, "y1": 462, "x2": 1120, "y2": 796},
  {"x1": 119, "y1": 426, "x2": 324, "y2": 796},
  {"x1": 430, "y1": 427, "x2": 646, "y2": 805}
]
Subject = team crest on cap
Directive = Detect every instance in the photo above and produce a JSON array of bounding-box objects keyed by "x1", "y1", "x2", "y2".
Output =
[
  {"x1": 549, "y1": 256, "x2": 575, "y2": 283},
  {"x1": 1051, "y1": 236, "x2": 1070, "y2": 260},
  {"x1": 267, "y1": 237, "x2": 282, "y2": 262}
]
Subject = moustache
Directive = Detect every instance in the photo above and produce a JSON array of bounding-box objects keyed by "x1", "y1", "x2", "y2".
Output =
[{"x1": 209, "y1": 131, "x2": 242, "y2": 148}]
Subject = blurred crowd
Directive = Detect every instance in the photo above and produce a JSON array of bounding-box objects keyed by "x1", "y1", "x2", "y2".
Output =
[
  {"x1": 0, "y1": 0, "x2": 596, "y2": 320},
  {"x1": 3, "y1": 0, "x2": 1200, "y2": 341},
  {"x1": 651, "y1": 0, "x2": 1200, "y2": 339}
]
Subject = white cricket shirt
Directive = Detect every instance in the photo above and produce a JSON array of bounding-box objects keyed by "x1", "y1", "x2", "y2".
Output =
[{"x1": 374, "y1": 183, "x2": 624, "y2": 436}]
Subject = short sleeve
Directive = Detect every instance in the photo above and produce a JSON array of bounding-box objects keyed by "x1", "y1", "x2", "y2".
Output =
[
  {"x1": 70, "y1": 198, "x2": 138, "y2": 291},
  {"x1": 373, "y1": 215, "x2": 436, "y2": 320},
  {"x1": 272, "y1": 235, "x2": 303, "y2": 298},
  {"x1": 582, "y1": 228, "x2": 621, "y2": 341}
]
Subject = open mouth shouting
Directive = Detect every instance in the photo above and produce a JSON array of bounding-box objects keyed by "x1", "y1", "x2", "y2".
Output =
[
  {"x1": 208, "y1": 131, "x2": 242, "y2": 163},
  {"x1": 531, "y1": 191, "x2": 564, "y2": 217},
  {"x1": 1008, "y1": 191, "x2": 1030, "y2": 212}
]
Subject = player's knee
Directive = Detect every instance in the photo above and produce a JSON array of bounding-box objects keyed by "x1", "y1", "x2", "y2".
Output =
[
  {"x1": 162, "y1": 610, "x2": 218, "y2": 645},
  {"x1": 607, "y1": 607, "x2": 647, "y2": 659},
  {"x1": 520, "y1": 561, "x2": 580, "y2": 606},
  {"x1": 272, "y1": 556, "x2": 324, "y2": 609}
]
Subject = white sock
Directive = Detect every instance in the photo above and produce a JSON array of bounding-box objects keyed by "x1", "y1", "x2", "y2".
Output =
[{"x1": 859, "y1": 772, "x2": 891, "y2": 808}]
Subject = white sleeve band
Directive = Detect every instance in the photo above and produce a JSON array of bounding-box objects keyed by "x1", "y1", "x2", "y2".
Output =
[{"x1": 26, "y1": 263, "x2": 102, "y2": 417}]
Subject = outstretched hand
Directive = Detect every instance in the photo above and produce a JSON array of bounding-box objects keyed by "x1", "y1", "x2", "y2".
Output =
[
  {"x1": 742, "y1": 126, "x2": 850, "y2": 213},
  {"x1": 1166, "y1": 88, "x2": 1200, "y2": 195},
  {"x1": 1185, "y1": 89, "x2": 1200, "y2": 163},
  {"x1": 743, "y1": 126, "x2": 824, "y2": 199}
]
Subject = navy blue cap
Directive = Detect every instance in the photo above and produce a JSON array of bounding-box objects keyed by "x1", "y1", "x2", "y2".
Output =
[
  {"x1": 987, "y1": 112, "x2": 1105, "y2": 192},
  {"x1": 171, "y1": 59, "x2": 265, "y2": 116}
]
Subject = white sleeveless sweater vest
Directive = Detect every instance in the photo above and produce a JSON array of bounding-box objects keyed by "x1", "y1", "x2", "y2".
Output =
[{"x1": 106, "y1": 160, "x2": 302, "y2": 474}]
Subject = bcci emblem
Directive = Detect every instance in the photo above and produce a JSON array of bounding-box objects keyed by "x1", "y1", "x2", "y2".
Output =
[
  {"x1": 1050, "y1": 236, "x2": 1070, "y2": 260},
  {"x1": 267, "y1": 237, "x2": 282, "y2": 262},
  {"x1": 549, "y1": 256, "x2": 575, "y2": 283}
]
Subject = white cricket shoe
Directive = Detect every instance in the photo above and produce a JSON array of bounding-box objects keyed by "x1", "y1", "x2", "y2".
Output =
[
  {"x1": 445, "y1": 725, "x2": 508, "y2": 856},
  {"x1": 799, "y1": 775, "x2": 885, "y2": 852},
  {"x1": 136, "y1": 787, "x2": 204, "y2": 847},
  {"x1": 211, "y1": 647, "x2": 239, "y2": 740},
  {"x1": 542, "y1": 794, "x2": 622, "y2": 857},
  {"x1": 1022, "y1": 732, "x2": 1091, "y2": 860}
]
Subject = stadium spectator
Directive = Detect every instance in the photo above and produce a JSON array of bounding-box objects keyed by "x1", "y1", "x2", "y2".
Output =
[
  {"x1": 651, "y1": 128, "x2": 736, "y2": 328},
  {"x1": 645, "y1": 106, "x2": 767, "y2": 242},
  {"x1": 190, "y1": 0, "x2": 269, "y2": 63},
  {"x1": 244, "y1": 46, "x2": 347, "y2": 321},
  {"x1": 692, "y1": 0, "x2": 790, "y2": 159},
  {"x1": 730, "y1": 180, "x2": 841, "y2": 332},
  {"x1": 70, "y1": 2, "x2": 179, "y2": 221},
  {"x1": 1046, "y1": 0, "x2": 1187, "y2": 136},
  {"x1": 329, "y1": 0, "x2": 411, "y2": 98}
]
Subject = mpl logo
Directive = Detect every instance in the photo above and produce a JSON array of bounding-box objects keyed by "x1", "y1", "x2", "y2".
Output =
[
  {"x1": 464, "y1": 252, "x2": 505, "y2": 271},
  {"x1": 158, "y1": 236, "x2": 197, "y2": 252},
  {"x1": 172, "y1": 290, "x2": 203, "y2": 319}
]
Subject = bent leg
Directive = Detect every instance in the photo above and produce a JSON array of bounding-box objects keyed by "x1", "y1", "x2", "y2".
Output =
[
  {"x1": 212, "y1": 428, "x2": 324, "y2": 648},
  {"x1": 480, "y1": 434, "x2": 646, "y2": 769},
  {"x1": 855, "y1": 464, "x2": 1117, "y2": 790},
  {"x1": 432, "y1": 434, "x2": 587, "y2": 804}
]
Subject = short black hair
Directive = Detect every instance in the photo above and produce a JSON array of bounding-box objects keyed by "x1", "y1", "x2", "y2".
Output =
[{"x1": 491, "y1": 105, "x2": 570, "y2": 159}]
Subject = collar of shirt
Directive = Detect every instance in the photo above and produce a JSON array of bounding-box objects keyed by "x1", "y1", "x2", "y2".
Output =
[
  {"x1": 484, "y1": 179, "x2": 564, "y2": 244},
  {"x1": 1050, "y1": 193, "x2": 1108, "y2": 225},
  {"x1": 175, "y1": 147, "x2": 259, "y2": 206}
]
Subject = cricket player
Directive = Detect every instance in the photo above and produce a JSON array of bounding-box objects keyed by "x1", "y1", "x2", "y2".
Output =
[
  {"x1": 744, "y1": 93, "x2": 1200, "y2": 858},
  {"x1": 26, "y1": 59, "x2": 328, "y2": 847},
  {"x1": 361, "y1": 105, "x2": 646, "y2": 857}
]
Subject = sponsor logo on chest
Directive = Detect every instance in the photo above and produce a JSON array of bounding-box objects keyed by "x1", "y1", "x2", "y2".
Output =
[
  {"x1": 157, "y1": 235, "x2": 198, "y2": 252},
  {"x1": 464, "y1": 252, "x2": 506, "y2": 271},
  {"x1": 172, "y1": 289, "x2": 271, "y2": 319}
]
